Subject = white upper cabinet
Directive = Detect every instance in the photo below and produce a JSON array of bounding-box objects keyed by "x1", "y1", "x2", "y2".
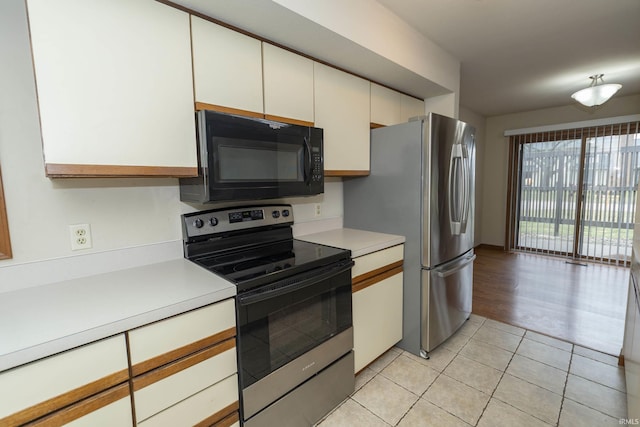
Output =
[
  {"x1": 370, "y1": 83, "x2": 402, "y2": 127},
  {"x1": 401, "y1": 94, "x2": 426, "y2": 122},
  {"x1": 262, "y1": 43, "x2": 314, "y2": 125},
  {"x1": 314, "y1": 63, "x2": 370, "y2": 175},
  {"x1": 191, "y1": 16, "x2": 264, "y2": 117},
  {"x1": 26, "y1": 0, "x2": 197, "y2": 177}
]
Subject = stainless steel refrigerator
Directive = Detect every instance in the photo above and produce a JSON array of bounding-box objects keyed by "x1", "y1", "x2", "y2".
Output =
[{"x1": 344, "y1": 112, "x2": 475, "y2": 357}]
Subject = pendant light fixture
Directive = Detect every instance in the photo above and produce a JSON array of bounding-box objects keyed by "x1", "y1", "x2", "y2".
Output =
[{"x1": 571, "y1": 74, "x2": 622, "y2": 107}]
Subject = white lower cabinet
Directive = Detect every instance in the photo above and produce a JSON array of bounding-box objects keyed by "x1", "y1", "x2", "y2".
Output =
[
  {"x1": 128, "y1": 299, "x2": 239, "y2": 426},
  {"x1": 0, "y1": 335, "x2": 130, "y2": 426},
  {"x1": 352, "y1": 245, "x2": 404, "y2": 372},
  {"x1": 38, "y1": 385, "x2": 133, "y2": 427},
  {"x1": 0, "y1": 299, "x2": 239, "y2": 426},
  {"x1": 133, "y1": 344, "x2": 237, "y2": 423},
  {"x1": 138, "y1": 374, "x2": 239, "y2": 427}
]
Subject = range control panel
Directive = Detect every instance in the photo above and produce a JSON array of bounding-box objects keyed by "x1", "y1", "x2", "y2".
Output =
[{"x1": 183, "y1": 204, "x2": 294, "y2": 239}]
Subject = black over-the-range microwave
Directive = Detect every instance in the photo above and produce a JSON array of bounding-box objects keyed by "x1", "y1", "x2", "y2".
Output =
[{"x1": 180, "y1": 110, "x2": 324, "y2": 203}]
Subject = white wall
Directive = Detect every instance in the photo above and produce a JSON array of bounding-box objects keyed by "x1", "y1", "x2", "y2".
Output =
[
  {"x1": 481, "y1": 94, "x2": 640, "y2": 246},
  {"x1": 0, "y1": 0, "x2": 342, "y2": 290}
]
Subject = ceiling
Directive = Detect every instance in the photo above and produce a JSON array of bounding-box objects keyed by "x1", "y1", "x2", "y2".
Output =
[
  {"x1": 376, "y1": 0, "x2": 640, "y2": 116},
  {"x1": 172, "y1": 0, "x2": 640, "y2": 117}
]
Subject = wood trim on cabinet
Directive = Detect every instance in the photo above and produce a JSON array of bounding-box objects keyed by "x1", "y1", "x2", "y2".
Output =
[
  {"x1": 0, "y1": 370, "x2": 129, "y2": 427},
  {"x1": 130, "y1": 326, "x2": 236, "y2": 377},
  {"x1": 370, "y1": 122, "x2": 386, "y2": 129},
  {"x1": 132, "y1": 338, "x2": 236, "y2": 391},
  {"x1": 0, "y1": 165, "x2": 12, "y2": 260},
  {"x1": 23, "y1": 383, "x2": 130, "y2": 427},
  {"x1": 44, "y1": 163, "x2": 198, "y2": 178},
  {"x1": 194, "y1": 401, "x2": 239, "y2": 427},
  {"x1": 352, "y1": 260, "x2": 403, "y2": 286},
  {"x1": 264, "y1": 114, "x2": 314, "y2": 127},
  {"x1": 194, "y1": 102, "x2": 263, "y2": 119},
  {"x1": 352, "y1": 264, "x2": 403, "y2": 294},
  {"x1": 324, "y1": 170, "x2": 369, "y2": 177}
]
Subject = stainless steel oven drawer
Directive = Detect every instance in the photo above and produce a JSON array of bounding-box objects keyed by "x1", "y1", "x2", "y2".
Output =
[{"x1": 243, "y1": 351, "x2": 354, "y2": 427}]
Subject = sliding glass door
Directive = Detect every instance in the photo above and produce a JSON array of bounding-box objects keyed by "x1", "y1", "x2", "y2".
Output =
[
  {"x1": 507, "y1": 121, "x2": 640, "y2": 265},
  {"x1": 578, "y1": 131, "x2": 640, "y2": 262}
]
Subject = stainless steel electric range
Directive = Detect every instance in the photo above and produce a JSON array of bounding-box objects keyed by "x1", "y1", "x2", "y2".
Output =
[{"x1": 182, "y1": 204, "x2": 355, "y2": 427}]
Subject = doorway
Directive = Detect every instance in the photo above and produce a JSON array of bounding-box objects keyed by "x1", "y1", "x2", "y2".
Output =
[{"x1": 506, "y1": 120, "x2": 640, "y2": 265}]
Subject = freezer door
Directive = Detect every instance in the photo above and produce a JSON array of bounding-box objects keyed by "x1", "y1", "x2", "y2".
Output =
[
  {"x1": 421, "y1": 250, "x2": 475, "y2": 354},
  {"x1": 423, "y1": 113, "x2": 476, "y2": 267}
]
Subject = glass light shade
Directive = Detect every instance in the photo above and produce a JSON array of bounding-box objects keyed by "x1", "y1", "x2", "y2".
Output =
[{"x1": 571, "y1": 83, "x2": 622, "y2": 107}]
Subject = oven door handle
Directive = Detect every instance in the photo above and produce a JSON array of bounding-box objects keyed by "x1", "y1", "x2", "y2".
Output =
[{"x1": 237, "y1": 260, "x2": 354, "y2": 306}]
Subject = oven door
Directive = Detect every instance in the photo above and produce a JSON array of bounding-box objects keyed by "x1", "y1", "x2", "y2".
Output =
[{"x1": 236, "y1": 259, "x2": 353, "y2": 420}]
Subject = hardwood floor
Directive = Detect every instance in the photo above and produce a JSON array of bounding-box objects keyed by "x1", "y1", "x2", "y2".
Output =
[{"x1": 472, "y1": 245, "x2": 629, "y2": 356}]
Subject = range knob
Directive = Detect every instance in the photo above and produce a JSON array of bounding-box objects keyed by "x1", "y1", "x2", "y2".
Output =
[
  {"x1": 282, "y1": 209, "x2": 290, "y2": 217},
  {"x1": 193, "y1": 218, "x2": 204, "y2": 228},
  {"x1": 209, "y1": 217, "x2": 219, "y2": 226},
  {"x1": 272, "y1": 210, "x2": 281, "y2": 218}
]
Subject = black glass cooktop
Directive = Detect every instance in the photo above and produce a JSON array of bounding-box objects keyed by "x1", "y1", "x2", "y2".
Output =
[{"x1": 192, "y1": 239, "x2": 350, "y2": 291}]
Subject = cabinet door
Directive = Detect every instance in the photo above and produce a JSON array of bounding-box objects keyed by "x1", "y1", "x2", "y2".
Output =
[
  {"x1": 400, "y1": 95, "x2": 426, "y2": 121},
  {"x1": 0, "y1": 335, "x2": 129, "y2": 426},
  {"x1": 29, "y1": 385, "x2": 132, "y2": 427},
  {"x1": 353, "y1": 272, "x2": 404, "y2": 372},
  {"x1": 138, "y1": 374, "x2": 239, "y2": 427},
  {"x1": 263, "y1": 43, "x2": 314, "y2": 125},
  {"x1": 192, "y1": 16, "x2": 264, "y2": 117},
  {"x1": 133, "y1": 342, "x2": 237, "y2": 422},
  {"x1": 370, "y1": 83, "x2": 401, "y2": 127},
  {"x1": 128, "y1": 299, "x2": 236, "y2": 375},
  {"x1": 27, "y1": 0, "x2": 197, "y2": 177},
  {"x1": 314, "y1": 63, "x2": 370, "y2": 175}
]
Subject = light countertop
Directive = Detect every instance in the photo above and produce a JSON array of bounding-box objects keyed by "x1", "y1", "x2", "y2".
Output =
[
  {"x1": 1, "y1": 227, "x2": 404, "y2": 373},
  {"x1": 0, "y1": 258, "x2": 235, "y2": 372},
  {"x1": 297, "y1": 228, "x2": 405, "y2": 258}
]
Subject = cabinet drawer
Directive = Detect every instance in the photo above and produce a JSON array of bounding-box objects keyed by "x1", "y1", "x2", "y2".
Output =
[
  {"x1": 353, "y1": 272, "x2": 404, "y2": 371},
  {"x1": 0, "y1": 335, "x2": 128, "y2": 426},
  {"x1": 133, "y1": 340, "x2": 237, "y2": 422},
  {"x1": 128, "y1": 299, "x2": 235, "y2": 375},
  {"x1": 138, "y1": 374, "x2": 239, "y2": 427},
  {"x1": 352, "y1": 244, "x2": 404, "y2": 281},
  {"x1": 26, "y1": 384, "x2": 132, "y2": 427}
]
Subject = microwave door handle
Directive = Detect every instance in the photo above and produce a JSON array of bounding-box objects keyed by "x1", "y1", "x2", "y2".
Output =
[{"x1": 303, "y1": 136, "x2": 312, "y2": 184}]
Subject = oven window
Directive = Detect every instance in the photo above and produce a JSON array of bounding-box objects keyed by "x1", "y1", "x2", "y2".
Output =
[
  {"x1": 217, "y1": 142, "x2": 302, "y2": 182},
  {"x1": 237, "y1": 269, "x2": 352, "y2": 388}
]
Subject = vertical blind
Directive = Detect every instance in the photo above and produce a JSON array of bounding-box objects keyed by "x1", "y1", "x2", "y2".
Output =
[{"x1": 506, "y1": 120, "x2": 640, "y2": 265}]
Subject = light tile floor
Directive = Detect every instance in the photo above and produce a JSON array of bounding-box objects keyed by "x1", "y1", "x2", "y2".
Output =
[{"x1": 316, "y1": 314, "x2": 627, "y2": 427}]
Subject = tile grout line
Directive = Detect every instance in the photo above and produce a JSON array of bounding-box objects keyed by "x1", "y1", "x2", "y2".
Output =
[
  {"x1": 473, "y1": 328, "x2": 524, "y2": 426},
  {"x1": 395, "y1": 317, "x2": 486, "y2": 426},
  {"x1": 555, "y1": 345, "x2": 574, "y2": 426}
]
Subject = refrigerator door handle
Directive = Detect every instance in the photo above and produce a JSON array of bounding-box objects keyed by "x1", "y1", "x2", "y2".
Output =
[
  {"x1": 435, "y1": 253, "x2": 476, "y2": 278},
  {"x1": 448, "y1": 143, "x2": 468, "y2": 235}
]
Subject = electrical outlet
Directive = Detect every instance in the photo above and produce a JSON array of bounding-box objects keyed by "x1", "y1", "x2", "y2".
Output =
[
  {"x1": 70, "y1": 224, "x2": 92, "y2": 251},
  {"x1": 314, "y1": 203, "x2": 322, "y2": 217}
]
